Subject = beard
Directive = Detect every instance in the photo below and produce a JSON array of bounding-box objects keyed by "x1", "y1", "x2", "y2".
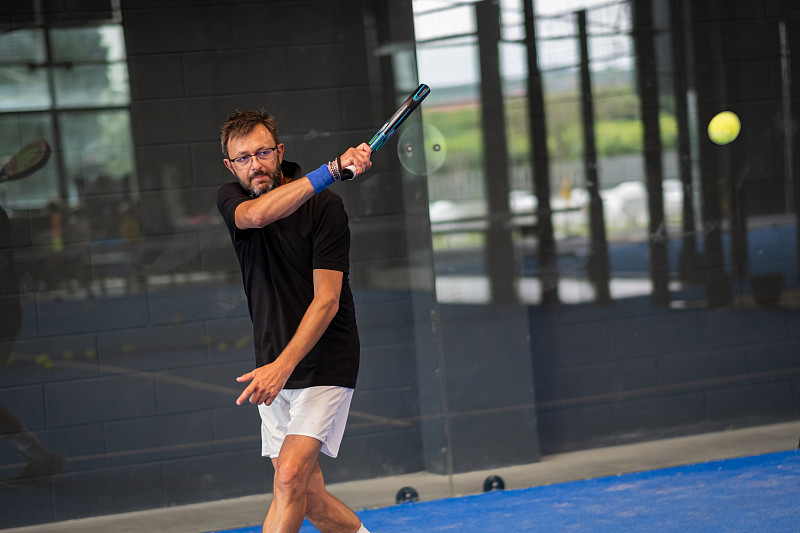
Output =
[{"x1": 241, "y1": 166, "x2": 282, "y2": 197}]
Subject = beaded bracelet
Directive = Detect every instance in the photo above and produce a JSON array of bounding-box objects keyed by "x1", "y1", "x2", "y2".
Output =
[{"x1": 327, "y1": 158, "x2": 342, "y2": 181}]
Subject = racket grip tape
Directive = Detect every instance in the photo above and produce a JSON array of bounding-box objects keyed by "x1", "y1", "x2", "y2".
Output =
[{"x1": 342, "y1": 165, "x2": 356, "y2": 180}]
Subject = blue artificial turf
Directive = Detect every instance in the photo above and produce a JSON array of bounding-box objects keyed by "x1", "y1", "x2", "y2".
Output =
[{"x1": 210, "y1": 449, "x2": 800, "y2": 532}]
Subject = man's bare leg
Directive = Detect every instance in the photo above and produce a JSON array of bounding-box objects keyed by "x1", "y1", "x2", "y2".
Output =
[
  {"x1": 263, "y1": 435, "x2": 322, "y2": 533},
  {"x1": 305, "y1": 461, "x2": 363, "y2": 533}
]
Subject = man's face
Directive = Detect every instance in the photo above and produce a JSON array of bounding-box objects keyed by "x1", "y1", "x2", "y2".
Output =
[{"x1": 224, "y1": 125, "x2": 285, "y2": 197}]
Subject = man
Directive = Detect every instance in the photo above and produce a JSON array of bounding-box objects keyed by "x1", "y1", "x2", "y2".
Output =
[
  {"x1": 216, "y1": 109, "x2": 372, "y2": 533},
  {"x1": 1, "y1": 156, "x2": 64, "y2": 485}
]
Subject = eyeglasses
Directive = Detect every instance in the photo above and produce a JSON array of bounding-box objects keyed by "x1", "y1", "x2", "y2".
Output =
[{"x1": 228, "y1": 147, "x2": 277, "y2": 168}]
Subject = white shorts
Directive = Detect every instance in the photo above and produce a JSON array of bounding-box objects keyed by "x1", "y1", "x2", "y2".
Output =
[{"x1": 258, "y1": 386, "x2": 354, "y2": 459}]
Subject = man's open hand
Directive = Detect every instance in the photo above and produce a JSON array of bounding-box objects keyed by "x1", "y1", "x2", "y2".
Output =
[{"x1": 235, "y1": 363, "x2": 290, "y2": 406}]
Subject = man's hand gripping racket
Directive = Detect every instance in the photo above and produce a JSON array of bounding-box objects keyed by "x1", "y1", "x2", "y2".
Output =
[{"x1": 341, "y1": 84, "x2": 430, "y2": 180}]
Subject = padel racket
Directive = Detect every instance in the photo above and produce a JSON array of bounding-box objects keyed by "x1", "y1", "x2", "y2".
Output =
[
  {"x1": 0, "y1": 139, "x2": 52, "y2": 182},
  {"x1": 342, "y1": 83, "x2": 430, "y2": 179}
]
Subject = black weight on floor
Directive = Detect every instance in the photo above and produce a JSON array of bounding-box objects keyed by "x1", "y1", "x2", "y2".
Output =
[
  {"x1": 482, "y1": 475, "x2": 505, "y2": 492},
  {"x1": 395, "y1": 486, "x2": 419, "y2": 504}
]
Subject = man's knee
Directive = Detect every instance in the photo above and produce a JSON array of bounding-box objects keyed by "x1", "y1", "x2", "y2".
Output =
[{"x1": 273, "y1": 460, "x2": 311, "y2": 496}]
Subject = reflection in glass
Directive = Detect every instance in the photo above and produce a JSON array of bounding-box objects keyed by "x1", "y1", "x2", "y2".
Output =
[
  {"x1": 50, "y1": 26, "x2": 127, "y2": 62},
  {"x1": 412, "y1": 0, "x2": 540, "y2": 477},
  {"x1": 0, "y1": 114, "x2": 57, "y2": 209},
  {"x1": 53, "y1": 62, "x2": 130, "y2": 107},
  {"x1": 0, "y1": 30, "x2": 50, "y2": 111},
  {"x1": 58, "y1": 110, "x2": 136, "y2": 198},
  {"x1": 50, "y1": 26, "x2": 130, "y2": 108}
]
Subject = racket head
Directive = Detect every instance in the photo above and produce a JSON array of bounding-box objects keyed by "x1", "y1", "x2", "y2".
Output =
[
  {"x1": 341, "y1": 84, "x2": 431, "y2": 180},
  {"x1": 0, "y1": 139, "x2": 52, "y2": 182}
]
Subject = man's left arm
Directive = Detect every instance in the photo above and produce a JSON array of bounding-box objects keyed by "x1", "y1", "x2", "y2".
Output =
[{"x1": 235, "y1": 268, "x2": 343, "y2": 406}]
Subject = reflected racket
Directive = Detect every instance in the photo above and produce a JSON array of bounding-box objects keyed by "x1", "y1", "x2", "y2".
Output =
[{"x1": 0, "y1": 139, "x2": 52, "y2": 183}]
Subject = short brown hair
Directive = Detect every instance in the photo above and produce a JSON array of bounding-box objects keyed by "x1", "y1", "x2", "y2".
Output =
[{"x1": 220, "y1": 109, "x2": 280, "y2": 158}]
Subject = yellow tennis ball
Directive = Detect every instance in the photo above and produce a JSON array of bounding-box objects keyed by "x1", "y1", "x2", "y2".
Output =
[{"x1": 708, "y1": 111, "x2": 741, "y2": 145}]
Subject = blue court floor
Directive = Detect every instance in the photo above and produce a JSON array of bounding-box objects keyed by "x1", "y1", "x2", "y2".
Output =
[
  {"x1": 211, "y1": 449, "x2": 800, "y2": 533},
  {"x1": 5, "y1": 422, "x2": 798, "y2": 533}
]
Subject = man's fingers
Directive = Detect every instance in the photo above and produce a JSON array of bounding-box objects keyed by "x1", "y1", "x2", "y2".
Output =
[
  {"x1": 249, "y1": 390, "x2": 262, "y2": 405},
  {"x1": 341, "y1": 145, "x2": 372, "y2": 177},
  {"x1": 253, "y1": 391, "x2": 275, "y2": 406},
  {"x1": 244, "y1": 389, "x2": 275, "y2": 406},
  {"x1": 234, "y1": 366, "x2": 281, "y2": 405},
  {"x1": 236, "y1": 371, "x2": 254, "y2": 383},
  {"x1": 235, "y1": 384, "x2": 253, "y2": 406}
]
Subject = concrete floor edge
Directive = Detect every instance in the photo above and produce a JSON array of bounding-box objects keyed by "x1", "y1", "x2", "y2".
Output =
[{"x1": 4, "y1": 420, "x2": 799, "y2": 533}]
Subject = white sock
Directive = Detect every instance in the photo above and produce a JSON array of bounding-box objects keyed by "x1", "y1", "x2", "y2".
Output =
[{"x1": 357, "y1": 525, "x2": 370, "y2": 533}]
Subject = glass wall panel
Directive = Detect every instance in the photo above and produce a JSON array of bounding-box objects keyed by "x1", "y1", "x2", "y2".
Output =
[
  {"x1": 0, "y1": 29, "x2": 50, "y2": 111},
  {"x1": 52, "y1": 63, "x2": 130, "y2": 108},
  {"x1": 0, "y1": 113, "x2": 57, "y2": 209},
  {"x1": 51, "y1": 26, "x2": 130, "y2": 107},
  {"x1": 58, "y1": 109, "x2": 136, "y2": 205},
  {"x1": 50, "y1": 26, "x2": 126, "y2": 61},
  {"x1": 0, "y1": 0, "x2": 453, "y2": 526},
  {"x1": 412, "y1": 0, "x2": 541, "y2": 475}
]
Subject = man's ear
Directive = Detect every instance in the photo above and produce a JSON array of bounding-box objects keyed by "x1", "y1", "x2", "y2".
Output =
[{"x1": 223, "y1": 159, "x2": 235, "y2": 174}]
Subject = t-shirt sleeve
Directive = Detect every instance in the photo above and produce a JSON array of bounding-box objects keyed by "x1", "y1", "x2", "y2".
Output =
[
  {"x1": 312, "y1": 191, "x2": 350, "y2": 273},
  {"x1": 216, "y1": 182, "x2": 250, "y2": 240}
]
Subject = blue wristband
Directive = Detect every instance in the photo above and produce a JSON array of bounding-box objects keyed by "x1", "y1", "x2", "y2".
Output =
[{"x1": 307, "y1": 164, "x2": 335, "y2": 194}]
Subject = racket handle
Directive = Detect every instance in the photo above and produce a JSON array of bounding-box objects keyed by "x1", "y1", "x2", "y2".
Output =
[{"x1": 341, "y1": 165, "x2": 357, "y2": 181}]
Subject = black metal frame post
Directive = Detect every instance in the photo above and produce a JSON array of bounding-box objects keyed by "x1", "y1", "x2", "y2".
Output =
[
  {"x1": 632, "y1": 0, "x2": 671, "y2": 306},
  {"x1": 524, "y1": 0, "x2": 560, "y2": 305},
  {"x1": 669, "y1": 0, "x2": 699, "y2": 283},
  {"x1": 577, "y1": 9, "x2": 611, "y2": 304},
  {"x1": 477, "y1": 0, "x2": 518, "y2": 304}
]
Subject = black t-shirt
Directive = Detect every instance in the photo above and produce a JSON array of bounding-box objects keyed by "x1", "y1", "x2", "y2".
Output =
[{"x1": 216, "y1": 161, "x2": 359, "y2": 389}]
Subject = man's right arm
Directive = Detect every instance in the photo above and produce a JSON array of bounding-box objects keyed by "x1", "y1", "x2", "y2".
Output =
[
  {"x1": 234, "y1": 143, "x2": 372, "y2": 230},
  {"x1": 234, "y1": 178, "x2": 314, "y2": 230}
]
